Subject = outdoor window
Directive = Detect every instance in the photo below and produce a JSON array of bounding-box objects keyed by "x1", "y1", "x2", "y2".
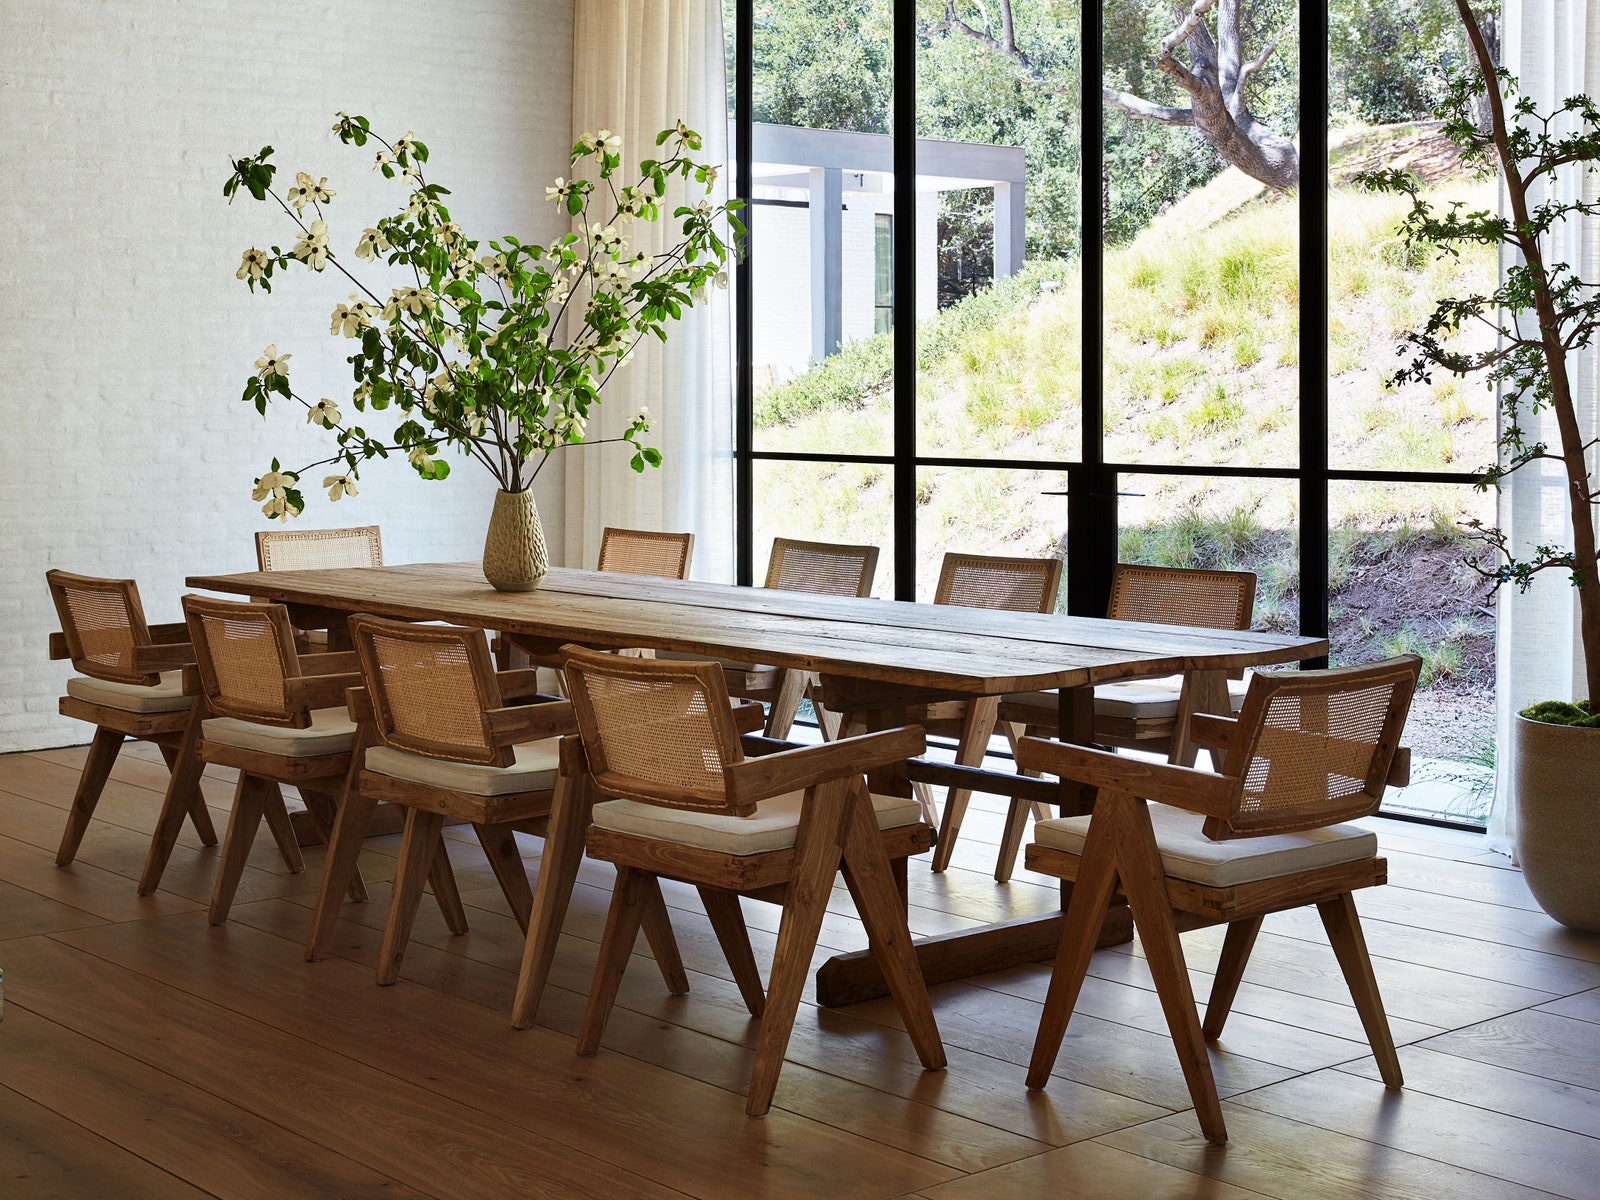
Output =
[{"x1": 730, "y1": 0, "x2": 1494, "y2": 827}]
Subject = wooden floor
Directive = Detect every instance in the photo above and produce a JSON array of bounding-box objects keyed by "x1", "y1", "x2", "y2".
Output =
[{"x1": 3, "y1": 739, "x2": 1600, "y2": 1200}]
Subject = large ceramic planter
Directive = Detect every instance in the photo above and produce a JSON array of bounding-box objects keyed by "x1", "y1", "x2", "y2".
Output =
[
  {"x1": 482, "y1": 489, "x2": 548, "y2": 592},
  {"x1": 1514, "y1": 715, "x2": 1600, "y2": 933}
]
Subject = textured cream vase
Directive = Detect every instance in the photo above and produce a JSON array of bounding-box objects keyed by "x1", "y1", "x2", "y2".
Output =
[
  {"x1": 1514, "y1": 715, "x2": 1600, "y2": 933},
  {"x1": 482, "y1": 489, "x2": 549, "y2": 592}
]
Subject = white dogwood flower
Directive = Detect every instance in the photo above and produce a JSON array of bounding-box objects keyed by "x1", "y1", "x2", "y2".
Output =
[
  {"x1": 254, "y1": 345, "x2": 291, "y2": 380},
  {"x1": 323, "y1": 473, "x2": 358, "y2": 501},
  {"x1": 354, "y1": 227, "x2": 390, "y2": 261},
  {"x1": 306, "y1": 398, "x2": 341, "y2": 427},
  {"x1": 292, "y1": 219, "x2": 330, "y2": 270},
  {"x1": 236, "y1": 248, "x2": 269, "y2": 281}
]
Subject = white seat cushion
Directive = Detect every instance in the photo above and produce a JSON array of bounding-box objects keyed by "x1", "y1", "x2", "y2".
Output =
[
  {"x1": 201, "y1": 708, "x2": 357, "y2": 758},
  {"x1": 1034, "y1": 801, "x2": 1378, "y2": 888},
  {"x1": 592, "y1": 789, "x2": 924, "y2": 856},
  {"x1": 1005, "y1": 674, "x2": 1251, "y2": 721},
  {"x1": 66, "y1": 671, "x2": 191, "y2": 714},
  {"x1": 364, "y1": 740, "x2": 561, "y2": 796}
]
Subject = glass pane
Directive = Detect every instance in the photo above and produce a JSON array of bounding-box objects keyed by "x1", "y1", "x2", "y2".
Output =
[
  {"x1": 1118, "y1": 474, "x2": 1300, "y2": 632},
  {"x1": 753, "y1": 459, "x2": 894, "y2": 599},
  {"x1": 914, "y1": 1, "x2": 1082, "y2": 462},
  {"x1": 914, "y1": 467, "x2": 1068, "y2": 605},
  {"x1": 1102, "y1": 2, "x2": 1299, "y2": 470},
  {"x1": 1328, "y1": 8, "x2": 1494, "y2": 472},
  {"x1": 1331, "y1": 481, "x2": 1496, "y2": 827},
  {"x1": 748, "y1": 1, "x2": 894, "y2": 455}
]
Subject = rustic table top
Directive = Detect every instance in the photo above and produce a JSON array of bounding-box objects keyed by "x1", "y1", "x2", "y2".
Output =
[{"x1": 188, "y1": 562, "x2": 1327, "y2": 695}]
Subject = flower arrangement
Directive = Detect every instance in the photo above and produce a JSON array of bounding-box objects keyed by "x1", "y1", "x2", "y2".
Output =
[{"x1": 225, "y1": 113, "x2": 742, "y2": 521}]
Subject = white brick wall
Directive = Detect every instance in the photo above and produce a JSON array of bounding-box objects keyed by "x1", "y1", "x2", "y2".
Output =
[{"x1": 0, "y1": 0, "x2": 575, "y2": 752}]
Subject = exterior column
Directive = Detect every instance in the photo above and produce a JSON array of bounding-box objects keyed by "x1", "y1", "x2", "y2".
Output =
[
  {"x1": 810, "y1": 166, "x2": 843, "y2": 359},
  {"x1": 994, "y1": 180, "x2": 1026, "y2": 278}
]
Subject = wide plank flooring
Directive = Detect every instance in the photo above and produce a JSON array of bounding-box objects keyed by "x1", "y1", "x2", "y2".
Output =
[{"x1": 2, "y1": 738, "x2": 1599, "y2": 1199}]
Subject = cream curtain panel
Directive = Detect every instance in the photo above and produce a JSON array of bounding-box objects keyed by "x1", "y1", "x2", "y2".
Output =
[
  {"x1": 1490, "y1": 0, "x2": 1600, "y2": 855},
  {"x1": 564, "y1": 0, "x2": 735, "y2": 581}
]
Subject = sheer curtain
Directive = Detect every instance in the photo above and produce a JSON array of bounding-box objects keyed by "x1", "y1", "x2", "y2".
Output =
[
  {"x1": 1490, "y1": 0, "x2": 1600, "y2": 856},
  {"x1": 563, "y1": 0, "x2": 735, "y2": 581}
]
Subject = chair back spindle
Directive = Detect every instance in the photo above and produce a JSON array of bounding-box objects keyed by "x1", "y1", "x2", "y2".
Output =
[
  {"x1": 1209, "y1": 655, "x2": 1421, "y2": 840},
  {"x1": 597, "y1": 528, "x2": 695, "y2": 579},
  {"x1": 46, "y1": 570, "x2": 156, "y2": 685},
  {"x1": 764, "y1": 538, "x2": 879, "y2": 598},
  {"x1": 348, "y1": 615, "x2": 509, "y2": 766},
  {"x1": 256, "y1": 526, "x2": 383, "y2": 572},
  {"x1": 561, "y1": 646, "x2": 750, "y2": 814},
  {"x1": 934, "y1": 553, "x2": 1063, "y2": 614},
  {"x1": 182, "y1": 595, "x2": 305, "y2": 727}
]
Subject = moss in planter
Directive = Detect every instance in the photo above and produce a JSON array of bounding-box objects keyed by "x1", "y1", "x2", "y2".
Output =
[{"x1": 1520, "y1": 699, "x2": 1600, "y2": 728}]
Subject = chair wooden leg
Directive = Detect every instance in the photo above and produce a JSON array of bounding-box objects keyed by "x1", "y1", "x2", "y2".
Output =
[
  {"x1": 139, "y1": 698, "x2": 207, "y2": 896},
  {"x1": 577, "y1": 864, "x2": 655, "y2": 1056},
  {"x1": 1318, "y1": 891, "x2": 1403, "y2": 1089},
  {"x1": 994, "y1": 799, "x2": 1032, "y2": 884},
  {"x1": 746, "y1": 777, "x2": 851, "y2": 1117},
  {"x1": 912, "y1": 781, "x2": 940, "y2": 830},
  {"x1": 512, "y1": 770, "x2": 596, "y2": 1029},
  {"x1": 158, "y1": 742, "x2": 217, "y2": 847},
  {"x1": 261, "y1": 784, "x2": 305, "y2": 874},
  {"x1": 809, "y1": 678, "x2": 842, "y2": 741},
  {"x1": 841, "y1": 783, "x2": 945, "y2": 1072},
  {"x1": 56, "y1": 727, "x2": 123, "y2": 867},
  {"x1": 378, "y1": 809, "x2": 447, "y2": 986},
  {"x1": 640, "y1": 885, "x2": 690, "y2": 995},
  {"x1": 298, "y1": 786, "x2": 367, "y2": 903},
  {"x1": 1026, "y1": 800, "x2": 1122, "y2": 1090},
  {"x1": 931, "y1": 696, "x2": 999, "y2": 872},
  {"x1": 1170, "y1": 670, "x2": 1231, "y2": 769},
  {"x1": 208, "y1": 775, "x2": 269, "y2": 926},
  {"x1": 1115, "y1": 794, "x2": 1227, "y2": 1145},
  {"x1": 428, "y1": 840, "x2": 470, "y2": 936},
  {"x1": 699, "y1": 887, "x2": 765, "y2": 1016},
  {"x1": 764, "y1": 668, "x2": 809, "y2": 739},
  {"x1": 473, "y1": 823, "x2": 534, "y2": 933},
  {"x1": 304, "y1": 744, "x2": 377, "y2": 962},
  {"x1": 1203, "y1": 915, "x2": 1263, "y2": 1040}
]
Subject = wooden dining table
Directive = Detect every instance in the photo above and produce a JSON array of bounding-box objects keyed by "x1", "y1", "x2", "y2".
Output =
[{"x1": 185, "y1": 561, "x2": 1327, "y2": 1007}]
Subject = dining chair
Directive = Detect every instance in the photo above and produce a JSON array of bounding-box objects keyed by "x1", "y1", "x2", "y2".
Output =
[
  {"x1": 992, "y1": 563, "x2": 1258, "y2": 882},
  {"x1": 916, "y1": 552, "x2": 1063, "y2": 871},
  {"x1": 595, "y1": 526, "x2": 696, "y2": 578},
  {"x1": 1016, "y1": 654, "x2": 1421, "y2": 1145},
  {"x1": 718, "y1": 537, "x2": 880, "y2": 739},
  {"x1": 557, "y1": 645, "x2": 946, "y2": 1117},
  {"x1": 256, "y1": 525, "x2": 383, "y2": 653},
  {"x1": 178, "y1": 593, "x2": 386, "y2": 925},
  {"x1": 322, "y1": 614, "x2": 689, "y2": 989},
  {"x1": 44, "y1": 569, "x2": 217, "y2": 868}
]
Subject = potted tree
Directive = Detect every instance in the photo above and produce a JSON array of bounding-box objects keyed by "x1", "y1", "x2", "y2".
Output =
[
  {"x1": 225, "y1": 114, "x2": 740, "y2": 591},
  {"x1": 1362, "y1": 2, "x2": 1600, "y2": 930}
]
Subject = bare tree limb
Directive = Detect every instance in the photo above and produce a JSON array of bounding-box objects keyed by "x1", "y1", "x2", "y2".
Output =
[
  {"x1": 1104, "y1": 86, "x2": 1196, "y2": 126},
  {"x1": 1237, "y1": 25, "x2": 1290, "y2": 94},
  {"x1": 1160, "y1": 0, "x2": 1220, "y2": 59}
]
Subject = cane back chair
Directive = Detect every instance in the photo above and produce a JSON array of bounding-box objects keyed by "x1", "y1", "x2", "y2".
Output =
[
  {"x1": 992, "y1": 563, "x2": 1258, "y2": 882},
  {"x1": 45, "y1": 570, "x2": 217, "y2": 870},
  {"x1": 718, "y1": 537, "x2": 880, "y2": 739},
  {"x1": 324, "y1": 614, "x2": 688, "y2": 991},
  {"x1": 172, "y1": 593, "x2": 386, "y2": 924},
  {"x1": 912, "y1": 552, "x2": 1063, "y2": 872},
  {"x1": 557, "y1": 645, "x2": 945, "y2": 1116},
  {"x1": 1017, "y1": 655, "x2": 1421, "y2": 1145},
  {"x1": 255, "y1": 525, "x2": 383, "y2": 653}
]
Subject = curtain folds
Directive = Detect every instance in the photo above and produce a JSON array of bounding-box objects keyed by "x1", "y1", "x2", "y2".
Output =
[
  {"x1": 565, "y1": 0, "x2": 734, "y2": 581},
  {"x1": 1489, "y1": 0, "x2": 1600, "y2": 856}
]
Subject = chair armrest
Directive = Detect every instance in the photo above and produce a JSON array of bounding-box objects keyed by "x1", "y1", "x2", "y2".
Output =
[
  {"x1": 299, "y1": 650, "x2": 360, "y2": 674},
  {"x1": 345, "y1": 686, "x2": 375, "y2": 722},
  {"x1": 1014, "y1": 736, "x2": 1237, "y2": 818},
  {"x1": 485, "y1": 700, "x2": 578, "y2": 747},
  {"x1": 285, "y1": 671, "x2": 364, "y2": 711},
  {"x1": 48, "y1": 632, "x2": 70, "y2": 660},
  {"x1": 1188, "y1": 713, "x2": 1238, "y2": 750},
  {"x1": 732, "y1": 701, "x2": 766, "y2": 734},
  {"x1": 1387, "y1": 747, "x2": 1411, "y2": 788},
  {"x1": 493, "y1": 668, "x2": 543, "y2": 701},
  {"x1": 148, "y1": 622, "x2": 191, "y2": 645},
  {"x1": 725, "y1": 726, "x2": 926, "y2": 806},
  {"x1": 131, "y1": 643, "x2": 195, "y2": 673}
]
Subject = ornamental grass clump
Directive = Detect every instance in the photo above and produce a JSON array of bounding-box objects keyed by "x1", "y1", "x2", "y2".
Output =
[{"x1": 225, "y1": 113, "x2": 742, "y2": 520}]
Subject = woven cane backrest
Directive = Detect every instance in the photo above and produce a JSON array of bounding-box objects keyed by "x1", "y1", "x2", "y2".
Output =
[
  {"x1": 561, "y1": 645, "x2": 750, "y2": 815},
  {"x1": 1206, "y1": 655, "x2": 1421, "y2": 840},
  {"x1": 46, "y1": 570, "x2": 155, "y2": 685},
  {"x1": 934, "y1": 553, "x2": 1063, "y2": 614},
  {"x1": 256, "y1": 526, "x2": 383, "y2": 572},
  {"x1": 765, "y1": 537, "x2": 880, "y2": 597},
  {"x1": 1108, "y1": 564, "x2": 1256, "y2": 630},
  {"x1": 183, "y1": 595, "x2": 305, "y2": 728},
  {"x1": 348, "y1": 615, "x2": 508, "y2": 766},
  {"x1": 596, "y1": 527, "x2": 695, "y2": 579}
]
